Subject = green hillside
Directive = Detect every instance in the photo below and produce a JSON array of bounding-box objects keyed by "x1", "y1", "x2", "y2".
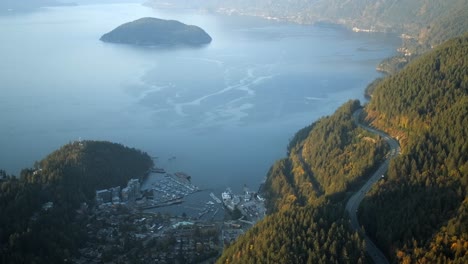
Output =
[
  {"x1": 0, "y1": 141, "x2": 153, "y2": 263},
  {"x1": 218, "y1": 100, "x2": 388, "y2": 263},
  {"x1": 312, "y1": 0, "x2": 467, "y2": 34},
  {"x1": 218, "y1": 203, "x2": 367, "y2": 264},
  {"x1": 420, "y1": 1, "x2": 468, "y2": 47},
  {"x1": 264, "y1": 100, "x2": 388, "y2": 212},
  {"x1": 219, "y1": 35, "x2": 467, "y2": 263},
  {"x1": 361, "y1": 34, "x2": 468, "y2": 263},
  {"x1": 26, "y1": 141, "x2": 153, "y2": 205}
]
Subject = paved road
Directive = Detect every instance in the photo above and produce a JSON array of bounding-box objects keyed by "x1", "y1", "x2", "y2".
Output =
[{"x1": 345, "y1": 109, "x2": 400, "y2": 264}]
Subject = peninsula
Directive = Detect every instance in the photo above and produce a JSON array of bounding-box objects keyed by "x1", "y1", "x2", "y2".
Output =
[{"x1": 100, "y1": 17, "x2": 212, "y2": 47}]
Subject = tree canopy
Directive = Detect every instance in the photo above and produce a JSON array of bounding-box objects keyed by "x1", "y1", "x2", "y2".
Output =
[
  {"x1": 220, "y1": 34, "x2": 467, "y2": 263},
  {"x1": 361, "y1": 34, "x2": 468, "y2": 263},
  {"x1": 0, "y1": 141, "x2": 153, "y2": 263},
  {"x1": 219, "y1": 99, "x2": 388, "y2": 263}
]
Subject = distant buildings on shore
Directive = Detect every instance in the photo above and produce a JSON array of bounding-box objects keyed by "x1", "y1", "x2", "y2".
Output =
[
  {"x1": 96, "y1": 178, "x2": 142, "y2": 205},
  {"x1": 352, "y1": 26, "x2": 377, "y2": 33}
]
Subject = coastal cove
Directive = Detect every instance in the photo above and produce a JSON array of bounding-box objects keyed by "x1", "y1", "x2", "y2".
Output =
[{"x1": 0, "y1": 2, "x2": 399, "y2": 194}]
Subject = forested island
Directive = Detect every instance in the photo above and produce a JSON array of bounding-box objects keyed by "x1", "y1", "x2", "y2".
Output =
[{"x1": 100, "y1": 17, "x2": 212, "y2": 47}]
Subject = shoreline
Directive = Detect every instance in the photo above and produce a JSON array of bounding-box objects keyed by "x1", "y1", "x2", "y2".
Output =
[{"x1": 145, "y1": 3, "x2": 417, "y2": 74}]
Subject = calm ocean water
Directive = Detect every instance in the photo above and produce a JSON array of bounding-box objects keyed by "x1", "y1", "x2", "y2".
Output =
[{"x1": 0, "y1": 2, "x2": 399, "y2": 193}]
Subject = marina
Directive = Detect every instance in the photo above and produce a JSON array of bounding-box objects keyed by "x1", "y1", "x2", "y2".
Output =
[
  {"x1": 140, "y1": 171, "x2": 200, "y2": 209},
  {"x1": 141, "y1": 161, "x2": 266, "y2": 224},
  {"x1": 95, "y1": 170, "x2": 267, "y2": 250},
  {"x1": 210, "y1": 192, "x2": 222, "y2": 204},
  {"x1": 139, "y1": 198, "x2": 183, "y2": 210},
  {"x1": 220, "y1": 186, "x2": 266, "y2": 223}
]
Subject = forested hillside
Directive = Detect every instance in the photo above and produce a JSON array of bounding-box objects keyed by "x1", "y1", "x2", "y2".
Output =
[
  {"x1": 311, "y1": 0, "x2": 467, "y2": 39},
  {"x1": 149, "y1": 0, "x2": 467, "y2": 43},
  {"x1": 219, "y1": 35, "x2": 467, "y2": 263},
  {"x1": 264, "y1": 100, "x2": 388, "y2": 212},
  {"x1": 0, "y1": 141, "x2": 153, "y2": 263},
  {"x1": 22, "y1": 141, "x2": 153, "y2": 207},
  {"x1": 218, "y1": 100, "x2": 388, "y2": 263},
  {"x1": 100, "y1": 17, "x2": 212, "y2": 46},
  {"x1": 150, "y1": 0, "x2": 467, "y2": 74},
  {"x1": 420, "y1": 2, "x2": 468, "y2": 47},
  {"x1": 361, "y1": 34, "x2": 468, "y2": 263},
  {"x1": 218, "y1": 203, "x2": 367, "y2": 264}
]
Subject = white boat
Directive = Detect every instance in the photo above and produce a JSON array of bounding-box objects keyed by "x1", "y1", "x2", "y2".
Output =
[{"x1": 210, "y1": 192, "x2": 222, "y2": 203}]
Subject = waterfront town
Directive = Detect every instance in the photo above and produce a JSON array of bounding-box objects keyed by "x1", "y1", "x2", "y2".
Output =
[{"x1": 73, "y1": 167, "x2": 266, "y2": 263}]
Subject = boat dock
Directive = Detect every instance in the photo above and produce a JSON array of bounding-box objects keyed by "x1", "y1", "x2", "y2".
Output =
[
  {"x1": 150, "y1": 167, "x2": 166, "y2": 174},
  {"x1": 139, "y1": 198, "x2": 183, "y2": 210},
  {"x1": 210, "y1": 192, "x2": 222, "y2": 203}
]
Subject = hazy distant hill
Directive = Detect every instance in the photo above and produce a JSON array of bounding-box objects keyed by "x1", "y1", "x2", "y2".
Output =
[
  {"x1": 100, "y1": 17, "x2": 212, "y2": 47},
  {"x1": 148, "y1": 0, "x2": 467, "y2": 55},
  {"x1": 308, "y1": 0, "x2": 467, "y2": 35},
  {"x1": 0, "y1": 0, "x2": 67, "y2": 13},
  {"x1": 150, "y1": 1, "x2": 466, "y2": 30}
]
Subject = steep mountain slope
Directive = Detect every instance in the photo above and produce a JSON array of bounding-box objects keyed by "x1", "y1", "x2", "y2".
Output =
[
  {"x1": 311, "y1": 0, "x2": 467, "y2": 35},
  {"x1": 218, "y1": 203, "x2": 367, "y2": 264},
  {"x1": 218, "y1": 100, "x2": 389, "y2": 263},
  {"x1": 149, "y1": 0, "x2": 467, "y2": 73},
  {"x1": 361, "y1": 34, "x2": 468, "y2": 263},
  {"x1": 219, "y1": 35, "x2": 467, "y2": 263},
  {"x1": 149, "y1": 0, "x2": 467, "y2": 41},
  {"x1": 420, "y1": 2, "x2": 468, "y2": 47},
  {"x1": 264, "y1": 100, "x2": 388, "y2": 212}
]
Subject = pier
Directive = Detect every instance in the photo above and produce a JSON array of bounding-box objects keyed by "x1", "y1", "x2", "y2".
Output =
[{"x1": 210, "y1": 192, "x2": 222, "y2": 203}]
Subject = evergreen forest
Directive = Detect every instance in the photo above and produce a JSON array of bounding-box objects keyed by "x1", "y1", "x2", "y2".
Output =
[
  {"x1": 219, "y1": 34, "x2": 467, "y2": 263},
  {"x1": 361, "y1": 34, "x2": 468, "y2": 263},
  {"x1": 0, "y1": 141, "x2": 153, "y2": 263}
]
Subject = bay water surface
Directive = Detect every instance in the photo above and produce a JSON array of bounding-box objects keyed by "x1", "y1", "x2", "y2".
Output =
[{"x1": 0, "y1": 2, "x2": 399, "y2": 194}]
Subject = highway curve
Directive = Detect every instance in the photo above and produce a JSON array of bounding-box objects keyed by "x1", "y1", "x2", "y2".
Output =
[{"x1": 345, "y1": 109, "x2": 400, "y2": 264}]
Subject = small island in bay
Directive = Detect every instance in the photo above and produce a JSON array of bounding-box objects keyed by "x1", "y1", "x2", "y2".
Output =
[{"x1": 100, "y1": 17, "x2": 212, "y2": 47}]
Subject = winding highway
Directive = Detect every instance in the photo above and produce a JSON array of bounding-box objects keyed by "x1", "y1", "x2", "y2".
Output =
[{"x1": 345, "y1": 109, "x2": 400, "y2": 264}]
